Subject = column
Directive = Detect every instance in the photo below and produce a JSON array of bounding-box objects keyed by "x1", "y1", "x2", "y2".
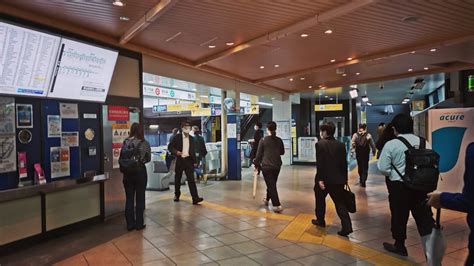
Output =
[
  {"x1": 272, "y1": 94, "x2": 292, "y2": 165},
  {"x1": 224, "y1": 91, "x2": 241, "y2": 180}
]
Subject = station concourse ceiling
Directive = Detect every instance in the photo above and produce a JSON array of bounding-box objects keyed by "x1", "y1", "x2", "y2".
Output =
[{"x1": 2, "y1": 0, "x2": 474, "y2": 98}]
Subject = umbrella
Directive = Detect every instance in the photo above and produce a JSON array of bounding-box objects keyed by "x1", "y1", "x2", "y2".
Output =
[
  {"x1": 252, "y1": 168, "x2": 258, "y2": 199},
  {"x1": 422, "y1": 209, "x2": 446, "y2": 266}
]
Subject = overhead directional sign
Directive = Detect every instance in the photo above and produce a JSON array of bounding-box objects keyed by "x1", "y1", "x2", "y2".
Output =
[
  {"x1": 152, "y1": 105, "x2": 167, "y2": 113},
  {"x1": 167, "y1": 103, "x2": 200, "y2": 112},
  {"x1": 191, "y1": 108, "x2": 212, "y2": 117},
  {"x1": 314, "y1": 104, "x2": 343, "y2": 112}
]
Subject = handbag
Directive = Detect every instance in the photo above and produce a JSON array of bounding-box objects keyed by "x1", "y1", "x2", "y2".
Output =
[
  {"x1": 422, "y1": 208, "x2": 446, "y2": 266},
  {"x1": 343, "y1": 184, "x2": 356, "y2": 213}
]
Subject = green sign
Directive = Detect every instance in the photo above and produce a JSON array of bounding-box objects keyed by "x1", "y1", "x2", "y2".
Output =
[{"x1": 468, "y1": 75, "x2": 474, "y2": 92}]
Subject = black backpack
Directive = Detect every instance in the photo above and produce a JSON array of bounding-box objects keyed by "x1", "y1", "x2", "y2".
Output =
[
  {"x1": 119, "y1": 139, "x2": 143, "y2": 175},
  {"x1": 355, "y1": 133, "x2": 370, "y2": 151},
  {"x1": 392, "y1": 137, "x2": 440, "y2": 192}
]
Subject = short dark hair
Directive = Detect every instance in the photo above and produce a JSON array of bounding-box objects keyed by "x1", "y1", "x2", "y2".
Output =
[
  {"x1": 320, "y1": 122, "x2": 336, "y2": 136},
  {"x1": 256, "y1": 122, "x2": 262, "y2": 128},
  {"x1": 129, "y1": 123, "x2": 144, "y2": 140},
  {"x1": 181, "y1": 121, "x2": 191, "y2": 127},
  {"x1": 358, "y1": 123, "x2": 367, "y2": 130},
  {"x1": 267, "y1": 121, "x2": 277, "y2": 132},
  {"x1": 391, "y1": 114, "x2": 413, "y2": 134},
  {"x1": 378, "y1": 122, "x2": 386, "y2": 127}
]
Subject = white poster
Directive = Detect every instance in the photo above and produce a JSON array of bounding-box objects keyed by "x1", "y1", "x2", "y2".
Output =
[
  {"x1": 59, "y1": 103, "x2": 78, "y2": 119},
  {"x1": 298, "y1": 137, "x2": 318, "y2": 162},
  {"x1": 0, "y1": 135, "x2": 16, "y2": 173},
  {"x1": 50, "y1": 147, "x2": 70, "y2": 178},
  {"x1": 112, "y1": 124, "x2": 130, "y2": 169},
  {"x1": 429, "y1": 108, "x2": 474, "y2": 192},
  {"x1": 227, "y1": 123, "x2": 237, "y2": 138},
  {"x1": 0, "y1": 97, "x2": 15, "y2": 134},
  {"x1": 61, "y1": 132, "x2": 79, "y2": 147},
  {"x1": 276, "y1": 120, "x2": 291, "y2": 140},
  {"x1": 47, "y1": 115, "x2": 61, "y2": 137}
]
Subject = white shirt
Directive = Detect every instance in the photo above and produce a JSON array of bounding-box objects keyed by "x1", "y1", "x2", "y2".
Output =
[
  {"x1": 182, "y1": 134, "x2": 190, "y2": 158},
  {"x1": 377, "y1": 134, "x2": 431, "y2": 182}
]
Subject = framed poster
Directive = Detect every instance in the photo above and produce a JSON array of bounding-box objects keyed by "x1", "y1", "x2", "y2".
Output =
[
  {"x1": 47, "y1": 115, "x2": 61, "y2": 138},
  {"x1": 59, "y1": 103, "x2": 78, "y2": 119},
  {"x1": 0, "y1": 97, "x2": 15, "y2": 134},
  {"x1": 16, "y1": 104, "x2": 33, "y2": 128},
  {"x1": 0, "y1": 135, "x2": 17, "y2": 173}
]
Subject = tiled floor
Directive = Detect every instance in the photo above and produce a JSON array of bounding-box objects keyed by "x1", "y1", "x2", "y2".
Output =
[{"x1": 0, "y1": 164, "x2": 469, "y2": 265}]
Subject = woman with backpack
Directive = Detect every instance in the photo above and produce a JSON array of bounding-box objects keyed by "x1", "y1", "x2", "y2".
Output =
[{"x1": 120, "y1": 123, "x2": 151, "y2": 231}]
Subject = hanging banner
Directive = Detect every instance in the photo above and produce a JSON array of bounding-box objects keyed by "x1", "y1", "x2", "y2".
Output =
[
  {"x1": 0, "y1": 135, "x2": 16, "y2": 173},
  {"x1": 108, "y1": 105, "x2": 129, "y2": 121},
  {"x1": 18, "y1": 152, "x2": 27, "y2": 178},
  {"x1": 191, "y1": 108, "x2": 211, "y2": 117},
  {"x1": 50, "y1": 147, "x2": 70, "y2": 178},
  {"x1": 314, "y1": 104, "x2": 343, "y2": 112},
  {"x1": 112, "y1": 124, "x2": 130, "y2": 169},
  {"x1": 429, "y1": 108, "x2": 474, "y2": 192}
]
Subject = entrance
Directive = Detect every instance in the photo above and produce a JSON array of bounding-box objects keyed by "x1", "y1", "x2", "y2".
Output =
[{"x1": 319, "y1": 117, "x2": 345, "y2": 138}]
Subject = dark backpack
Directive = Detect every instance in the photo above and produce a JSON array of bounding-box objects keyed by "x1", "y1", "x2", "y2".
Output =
[
  {"x1": 355, "y1": 133, "x2": 370, "y2": 151},
  {"x1": 392, "y1": 137, "x2": 440, "y2": 192},
  {"x1": 119, "y1": 139, "x2": 143, "y2": 175}
]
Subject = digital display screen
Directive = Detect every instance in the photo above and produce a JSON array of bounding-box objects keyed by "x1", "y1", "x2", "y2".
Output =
[
  {"x1": 468, "y1": 75, "x2": 474, "y2": 92},
  {"x1": 0, "y1": 21, "x2": 61, "y2": 97}
]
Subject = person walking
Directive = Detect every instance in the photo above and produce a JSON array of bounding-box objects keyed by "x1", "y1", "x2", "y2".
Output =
[
  {"x1": 312, "y1": 122, "x2": 353, "y2": 237},
  {"x1": 377, "y1": 114, "x2": 434, "y2": 257},
  {"x1": 375, "y1": 122, "x2": 386, "y2": 159},
  {"x1": 120, "y1": 123, "x2": 151, "y2": 231},
  {"x1": 351, "y1": 124, "x2": 376, "y2": 187},
  {"x1": 254, "y1": 121, "x2": 285, "y2": 213},
  {"x1": 168, "y1": 121, "x2": 204, "y2": 205},
  {"x1": 250, "y1": 122, "x2": 264, "y2": 175},
  {"x1": 192, "y1": 125, "x2": 208, "y2": 180},
  {"x1": 427, "y1": 142, "x2": 474, "y2": 266}
]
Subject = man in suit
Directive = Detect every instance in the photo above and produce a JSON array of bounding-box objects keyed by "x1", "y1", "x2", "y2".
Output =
[
  {"x1": 312, "y1": 122, "x2": 352, "y2": 237},
  {"x1": 250, "y1": 122, "x2": 264, "y2": 175},
  {"x1": 168, "y1": 121, "x2": 203, "y2": 205}
]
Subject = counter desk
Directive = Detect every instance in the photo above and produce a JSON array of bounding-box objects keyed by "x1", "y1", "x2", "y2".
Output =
[{"x1": 0, "y1": 176, "x2": 107, "y2": 252}]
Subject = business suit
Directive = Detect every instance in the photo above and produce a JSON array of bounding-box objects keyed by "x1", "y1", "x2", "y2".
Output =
[
  {"x1": 315, "y1": 137, "x2": 352, "y2": 232},
  {"x1": 168, "y1": 133, "x2": 200, "y2": 200}
]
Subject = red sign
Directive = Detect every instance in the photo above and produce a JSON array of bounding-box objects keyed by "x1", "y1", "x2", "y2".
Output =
[
  {"x1": 155, "y1": 88, "x2": 160, "y2": 96},
  {"x1": 108, "y1": 105, "x2": 129, "y2": 121}
]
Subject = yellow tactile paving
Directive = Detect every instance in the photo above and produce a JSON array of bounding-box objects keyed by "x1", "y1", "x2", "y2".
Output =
[{"x1": 277, "y1": 213, "x2": 313, "y2": 241}]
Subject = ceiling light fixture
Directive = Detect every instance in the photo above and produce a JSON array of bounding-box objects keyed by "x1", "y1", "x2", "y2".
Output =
[
  {"x1": 362, "y1": 95, "x2": 369, "y2": 102},
  {"x1": 349, "y1": 89, "x2": 358, "y2": 99},
  {"x1": 289, "y1": 78, "x2": 294, "y2": 82},
  {"x1": 424, "y1": 67, "x2": 429, "y2": 70},
  {"x1": 226, "y1": 42, "x2": 234, "y2": 46},
  {"x1": 347, "y1": 57, "x2": 353, "y2": 61},
  {"x1": 330, "y1": 97, "x2": 334, "y2": 101},
  {"x1": 300, "y1": 33, "x2": 309, "y2": 38},
  {"x1": 208, "y1": 45, "x2": 216, "y2": 49},
  {"x1": 411, "y1": 51, "x2": 416, "y2": 54},
  {"x1": 350, "y1": 84, "x2": 358, "y2": 89},
  {"x1": 119, "y1": 16, "x2": 130, "y2": 21},
  {"x1": 330, "y1": 59, "x2": 336, "y2": 63},
  {"x1": 259, "y1": 65, "x2": 265, "y2": 69},
  {"x1": 356, "y1": 72, "x2": 360, "y2": 75},
  {"x1": 408, "y1": 68, "x2": 413, "y2": 72},
  {"x1": 324, "y1": 29, "x2": 333, "y2": 34},
  {"x1": 430, "y1": 48, "x2": 437, "y2": 52},
  {"x1": 309, "y1": 85, "x2": 313, "y2": 89},
  {"x1": 342, "y1": 73, "x2": 347, "y2": 77},
  {"x1": 274, "y1": 64, "x2": 280, "y2": 68},
  {"x1": 300, "y1": 77, "x2": 305, "y2": 80},
  {"x1": 113, "y1": 0, "x2": 125, "y2": 6},
  {"x1": 325, "y1": 95, "x2": 329, "y2": 98}
]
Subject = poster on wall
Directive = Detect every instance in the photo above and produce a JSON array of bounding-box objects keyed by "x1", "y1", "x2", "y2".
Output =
[
  {"x1": 108, "y1": 105, "x2": 129, "y2": 121},
  {"x1": 61, "y1": 132, "x2": 79, "y2": 147},
  {"x1": 298, "y1": 137, "x2": 318, "y2": 162},
  {"x1": 0, "y1": 97, "x2": 15, "y2": 134},
  {"x1": 0, "y1": 135, "x2": 16, "y2": 173},
  {"x1": 16, "y1": 104, "x2": 33, "y2": 128},
  {"x1": 59, "y1": 103, "x2": 78, "y2": 119},
  {"x1": 112, "y1": 123, "x2": 130, "y2": 169},
  {"x1": 50, "y1": 147, "x2": 70, "y2": 178},
  {"x1": 47, "y1": 115, "x2": 61, "y2": 138},
  {"x1": 429, "y1": 108, "x2": 474, "y2": 192}
]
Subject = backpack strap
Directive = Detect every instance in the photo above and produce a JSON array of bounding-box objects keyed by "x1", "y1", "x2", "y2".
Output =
[
  {"x1": 391, "y1": 162, "x2": 404, "y2": 179},
  {"x1": 419, "y1": 137, "x2": 426, "y2": 149},
  {"x1": 396, "y1": 136, "x2": 414, "y2": 150}
]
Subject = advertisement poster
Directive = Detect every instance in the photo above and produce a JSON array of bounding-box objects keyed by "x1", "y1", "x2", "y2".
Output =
[
  {"x1": 47, "y1": 115, "x2": 61, "y2": 138},
  {"x1": 0, "y1": 135, "x2": 16, "y2": 173},
  {"x1": 61, "y1": 132, "x2": 79, "y2": 147},
  {"x1": 59, "y1": 103, "x2": 78, "y2": 119},
  {"x1": 298, "y1": 137, "x2": 318, "y2": 162},
  {"x1": 112, "y1": 123, "x2": 129, "y2": 169},
  {"x1": 108, "y1": 105, "x2": 129, "y2": 121},
  {"x1": 50, "y1": 147, "x2": 70, "y2": 178},
  {"x1": 0, "y1": 97, "x2": 15, "y2": 134},
  {"x1": 429, "y1": 108, "x2": 474, "y2": 192},
  {"x1": 18, "y1": 152, "x2": 27, "y2": 178},
  {"x1": 16, "y1": 104, "x2": 33, "y2": 128}
]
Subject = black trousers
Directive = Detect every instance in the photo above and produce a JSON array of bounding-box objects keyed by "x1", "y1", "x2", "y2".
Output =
[
  {"x1": 175, "y1": 157, "x2": 199, "y2": 200},
  {"x1": 314, "y1": 182, "x2": 352, "y2": 231},
  {"x1": 356, "y1": 151, "x2": 370, "y2": 183},
  {"x1": 466, "y1": 214, "x2": 473, "y2": 266},
  {"x1": 123, "y1": 167, "x2": 147, "y2": 228},
  {"x1": 385, "y1": 177, "x2": 434, "y2": 242},
  {"x1": 262, "y1": 168, "x2": 281, "y2": 207}
]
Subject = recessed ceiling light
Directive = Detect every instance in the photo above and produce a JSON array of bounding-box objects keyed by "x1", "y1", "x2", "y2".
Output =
[
  {"x1": 324, "y1": 29, "x2": 333, "y2": 34},
  {"x1": 329, "y1": 97, "x2": 334, "y2": 101},
  {"x1": 356, "y1": 72, "x2": 360, "y2": 75},
  {"x1": 289, "y1": 78, "x2": 293, "y2": 82},
  {"x1": 430, "y1": 48, "x2": 437, "y2": 52},
  {"x1": 342, "y1": 73, "x2": 347, "y2": 77},
  {"x1": 113, "y1": 0, "x2": 125, "y2": 7},
  {"x1": 226, "y1": 42, "x2": 234, "y2": 46},
  {"x1": 308, "y1": 85, "x2": 313, "y2": 89},
  {"x1": 408, "y1": 68, "x2": 413, "y2": 72},
  {"x1": 330, "y1": 59, "x2": 336, "y2": 63},
  {"x1": 119, "y1": 16, "x2": 130, "y2": 21},
  {"x1": 347, "y1": 57, "x2": 353, "y2": 61},
  {"x1": 259, "y1": 65, "x2": 265, "y2": 69},
  {"x1": 424, "y1": 67, "x2": 429, "y2": 70},
  {"x1": 300, "y1": 77, "x2": 305, "y2": 80},
  {"x1": 208, "y1": 45, "x2": 216, "y2": 49},
  {"x1": 411, "y1": 51, "x2": 416, "y2": 54},
  {"x1": 300, "y1": 33, "x2": 309, "y2": 38},
  {"x1": 274, "y1": 64, "x2": 280, "y2": 68},
  {"x1": 320, "y1": 86, "x2": 326, "y2": 89}
]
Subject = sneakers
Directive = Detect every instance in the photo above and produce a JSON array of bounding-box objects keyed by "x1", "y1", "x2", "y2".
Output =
[
  {"x1": 311, "y1": 219, "x2": 326, "y2": 228},
  {"x1": 193, "y1": 197, "x2": 204, "y2": 205},
  {"x1": 273, "y1": 206, "x2": 283, "y2": 213},
  {"x1": 383, "y1": 242, "x2": 408, "y2": 256},
  {"x1": 262, "y1": 198, "x2": 269, "y2": 206},
  {"x1": 337, "y1": 229, "x2": 353, "y2": 237}
]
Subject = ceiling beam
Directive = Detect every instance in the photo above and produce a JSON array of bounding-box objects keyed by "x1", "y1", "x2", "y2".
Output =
[
  {"x1": 253, "y1": 34, "x2": 474, "y2": 84},
  {"x1": 193, "y1": 0, "x2": 377, "y2": 67},
  {"x1": 119, "y1": 0, "x2": 178, "y2": 45}
]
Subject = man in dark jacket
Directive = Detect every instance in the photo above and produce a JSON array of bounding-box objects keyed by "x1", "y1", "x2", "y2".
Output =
[
  {"x1": 192, "y1": 126, "x2": 207, "y2": 180},
  {"x1": 168, "y1": 121, "x2": 203, "y2": 205},
  {"x1": 312, "y1": 122, "x2": 352, "y2": 236},
  {"x1": 427, "y1": 142, "x2": 474, "y2": 266},
  {"x1": 250, "y1": 122, "x2": 264, "y2": 175}
]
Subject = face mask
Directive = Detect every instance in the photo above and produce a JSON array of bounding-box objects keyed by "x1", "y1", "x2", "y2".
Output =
[
  {"x1": 254, "y1": 126, "x2": 259, "y2": 131},
  {"x1": 189, "y1": 131, "x2": 195, "y2": 136},
  {"x1": 320, "y1": 132, "x2": 325, "y2": 139},
  {"x1": 267, "y1": 129, "x2": 272, "y2": 136},
  {"x1": 182, "y1": 127, "x2": 190, "y2": 134}
]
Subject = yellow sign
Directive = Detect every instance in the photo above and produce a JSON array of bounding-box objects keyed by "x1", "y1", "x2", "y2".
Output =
[
  {"x1": 250, "y1": 95, "x2": 258, "y2": 104},
  {"x1": 314, "y1": 104, "x2": 343, "y2": 112},
  {"x1": 167, "y1": 103, "x2": 200, "y2": 112},
  {"x1": 412, "y1": 100, "x2": 425, "y2": 111},
  {"x1": 245, "y1": 105, "x2": 259, "y2": 114},
  {"x1": 191, "y1": 108, "x2": 211, "y2": 117}
]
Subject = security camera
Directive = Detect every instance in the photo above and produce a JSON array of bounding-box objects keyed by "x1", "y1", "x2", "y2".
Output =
[{"x1": 379, "y1": 83, "x2": 384, "y2": 90}]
